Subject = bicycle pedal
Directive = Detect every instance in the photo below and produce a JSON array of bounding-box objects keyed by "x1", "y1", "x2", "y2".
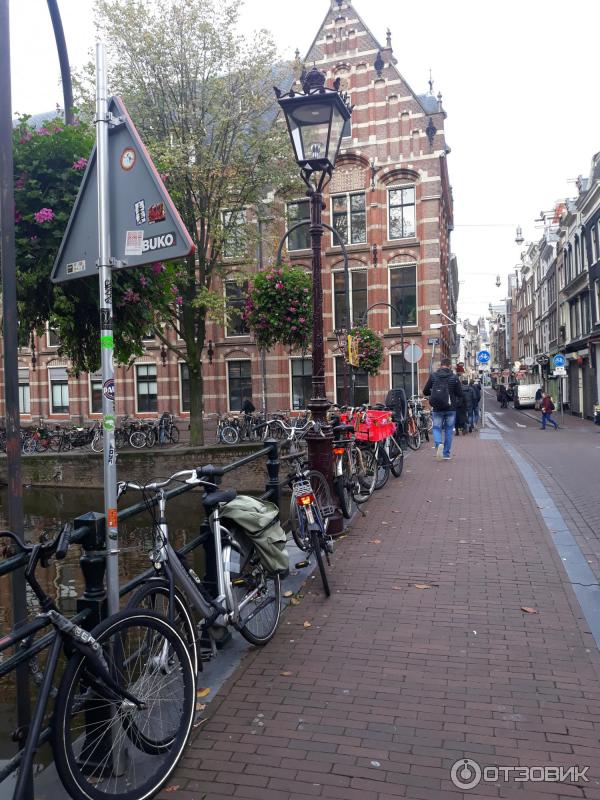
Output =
[
  {"x1": 295, "y1": 560, "x2": 309, "y2": 569},
  {"x1": 231, "y1": 578, "x2": 247, "y2": 586}
]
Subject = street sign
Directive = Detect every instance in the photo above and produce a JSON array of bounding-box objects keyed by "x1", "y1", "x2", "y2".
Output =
[
  {"x1": 477, "y1": 349, "x2": 491, "y2": 364},
  {"x1": 347, "y1": 335, "x2": 359, "y2": 367},
  {"x1": 52, "y1": 95, "x2": 195, "y2": 283},
  {"x1": 428, "y1": 337, "x2": 440, "y2": 346},
  {"x1": 524, "y1": 356, "x2": 535, "y2": 366},
  {"x1": 553, "y1": 366, "x2": 567, "y2": 377},
  {"x1": 553, "y1": 353, "x2": 566, "y2": 368},
  {"x1": 535, "y1": 354, "x2": 549, "y2": 365},
  {"x1": 404, "y1": 343, "x2": 423, "y2": 364}
]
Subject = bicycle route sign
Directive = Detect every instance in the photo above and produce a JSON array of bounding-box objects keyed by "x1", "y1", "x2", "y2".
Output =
[
  {"x1": 553, "y1": 354, "x2": 566, "y2": 368},
  {"x1": 52, "y1": 95, "x2": 195, "y2": 284},
  {"x1": 477, "y1": 350, "x2": 491, "y2": 364}
]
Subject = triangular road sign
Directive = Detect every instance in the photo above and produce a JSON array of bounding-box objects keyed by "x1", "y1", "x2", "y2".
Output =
[{"x1": 52, "y1": 96, "x2": 194, "y2": 283}]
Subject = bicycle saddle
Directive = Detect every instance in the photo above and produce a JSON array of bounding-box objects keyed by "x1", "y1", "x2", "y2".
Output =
[{"x1": 333, "y1": 423, "x2": 355, "y2": 435}]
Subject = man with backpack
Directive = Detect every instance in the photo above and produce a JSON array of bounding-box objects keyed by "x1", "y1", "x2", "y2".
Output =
[
  {"x1": 540, "y1": 393, "x2": 559, "y2": 430},
  {"x1": 423, "y1": 358, "x2": 464, "y2": 460}
]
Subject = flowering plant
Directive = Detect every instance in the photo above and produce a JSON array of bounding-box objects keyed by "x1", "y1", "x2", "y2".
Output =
[
  {"x1": 243, "y1": 264, "x2": 312, "y2": 350},
  {"x1": 348, "y1": 325, "x2": 384, "y2": 375}
]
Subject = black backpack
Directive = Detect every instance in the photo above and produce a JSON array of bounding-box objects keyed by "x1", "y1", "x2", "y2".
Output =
[{"x1": 430, "y1": 373, "x2": 452, "y2": 411}]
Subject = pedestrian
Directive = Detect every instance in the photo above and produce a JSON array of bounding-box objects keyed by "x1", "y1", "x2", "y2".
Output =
[
  {"x1": 462, "y1": 380, "x2": 476, "y2": 432},
  {"x1": 540, "y1": 393, "x2": 559, "y2": 430},
  {"x1": 470, "y1": 379, "x2": 481, "y2": 428},
  {"x1": 455, "y1": 381, "x2": 470, "y2": 434},
  {"x1": 498, "y1": 383, "x2": 509, "y2": 409},
  {"x1": 423, "y1": 357, "x2": 463, "y2": 460},
  {"x1": 534, "y1": 386, "x2": 543, "y2": 411}
]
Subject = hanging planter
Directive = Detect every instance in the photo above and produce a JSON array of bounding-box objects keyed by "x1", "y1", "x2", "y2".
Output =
[
  {"x1": 243, "y1": 264, "x2": 312, "y2": 351},
  {"x1": 348, "y1": 325, "x2": 384, "y2": 375}
]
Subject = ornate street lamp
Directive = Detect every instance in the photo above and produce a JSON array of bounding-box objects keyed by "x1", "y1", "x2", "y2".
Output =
[{"x1": 275, "y1": 67, "x2": 352, "y2": 511}]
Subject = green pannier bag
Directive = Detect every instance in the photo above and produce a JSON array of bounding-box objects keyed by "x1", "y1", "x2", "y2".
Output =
[{"x1": 220, "y1": 495, "x2": 289, "y2": 577}]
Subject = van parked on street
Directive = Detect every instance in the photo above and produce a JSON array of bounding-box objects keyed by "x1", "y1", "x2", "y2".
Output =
[{"x1": 513, "y1": 383, "x2": 542, "y2": 409}]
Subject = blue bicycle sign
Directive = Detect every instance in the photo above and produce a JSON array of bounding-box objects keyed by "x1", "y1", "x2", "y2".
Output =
[{"x1": 477, "y1": 350, "x2": 491, "y2": 364}]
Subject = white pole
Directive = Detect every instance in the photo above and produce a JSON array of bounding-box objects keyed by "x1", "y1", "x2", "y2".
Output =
[
  {"x1": 481, "y1": 372, "x2": 486, "y2": 428},
  {"x1": 410, "y1": 340, "x2": 415, "y2": 400},
  {"x1": 96, "y1": 43, "x2": 119, "y2": 616}
]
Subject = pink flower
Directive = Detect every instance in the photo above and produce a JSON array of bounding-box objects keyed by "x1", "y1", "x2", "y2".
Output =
[
  {"x1": 72, "y1": 157, "x2": 88, "y2": 171},
  {"x1": 14, "y1": 210, "x2": 22, "y2": 223},
  {"x1": 123, "y1": 289, "x2": 140, "y2": 303},
  {"x1": 176, "y1": 296, "x2": 183, "y2": 306},
  {"x1": 15, "y1": 175, "x2": 26, "y2": 189},
  {"x1": 139, "y1": 276, "x2": 147, "y2": 287},
  {"x1": 151, "y1": 261, "x2": 164, "y2": 274},
  {"x1": 34, "y1": 207, "x2": 54, "y2": 224},
  {"x1": 18, "y1": 131, "x2": 32, "y2": 144},
  {"x1": 37, "y1": 127, "x2": 51, "y2": 136},
  {"x1": 171, "y1": 284, "x2": 179, "y2": 295},
  {"x1": 30, "y1": 235, "x2": 38, "y2": 242},
  {"x1": 275, "y1": 281, "x2": 283, "y2": 289},
  {"x1": 299, "y1": 317, "x2": 306, "y2": 323}
]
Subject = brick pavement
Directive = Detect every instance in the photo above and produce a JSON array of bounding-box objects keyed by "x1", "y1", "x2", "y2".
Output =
[{"x1": 160, "y1": 433, "x2": 600, "y2": 800}]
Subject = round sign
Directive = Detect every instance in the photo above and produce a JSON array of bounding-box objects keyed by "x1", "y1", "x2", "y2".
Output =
[
  {"x1": 120, "y1": 146, "x2": 136, "y2": 171},
  {"x1": 477, "y1": 350, "x2": 491, "y2": 364},
  {"x1": 553, "y1": 353, "x2": 566, "y2": 367},
  {"x1": 524, "y1": 356, "x2": 534, "y2": 366},
  {"x1": 404, "y1": 343, "x2": 423, "y2": 364},
  {"x1": 536, "y1": 354, "x2": 549, "y2": 365}
]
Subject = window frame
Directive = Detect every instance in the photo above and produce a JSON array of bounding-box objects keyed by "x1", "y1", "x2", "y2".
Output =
[
  {"x1": 224, "y1": 280, "x2": 250, "y2": 338},
  {"x1": 289, "y1": 357, "x2": 313, "y2": 410},
  {"x1": 89, "y1": 372, "x2": 103, "y2": 415},
  {"x1": 135, "y1": 362, "x2": 158, "y2": 414},
  {"x1": 332, "y1": 268, "x2": 368, "y2": 330},
  {"x1": 389, "y1": 353, "x2": 411, "y2": 393},
  {"x1": 286, "y1": 199, "x2": 311, "y2": 252},
  {"x1": 179, "y1": 362, "x2": 190, "y2": 414},
  {"x1": 48, "y1": 367, "x2": 69, "y2": 415},
  {"x1": 334, "y1": 355, "x2": 369, "y2": 406},
  {"x1": 330, "y1": 191, "x2": 367, "y2": 247},
  {"x1": 18, "y1": 368, "x2": 30, "y2": 415},
  {"x1": 387, "y1": 184, "x2": 416, "y2": 241},
  {"x1": 226, "y1": 359, "x2": 252, "y2": 412},
  {"x1": 47, "y1": 324, "x2": 61, "y2": 349},
  {"x1": 221, "y1": 209, "x2": 247, "y2": 260},
  {"x1": 388, "y1": 263, "x2": 418, "y2": 328}
]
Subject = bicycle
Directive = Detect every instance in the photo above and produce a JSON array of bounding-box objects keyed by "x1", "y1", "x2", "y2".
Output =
[
  {"x1": 330, "y1": 414, "x2": 378, "y2": 514},
  {"x1": 286, "y1": 453, "x2": 335, "y2": 597},
  {"x1": 0, "y1": 525, "x2": 195, "y2": 800},
  {"x1": 409, "y1": 396, "x2": 432, "y2": 443},
  {"x1": 121, "y1": 465, "x2": 283, "y2": 666}
]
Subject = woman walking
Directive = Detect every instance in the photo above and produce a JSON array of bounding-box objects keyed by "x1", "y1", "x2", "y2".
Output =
[{"x1": 540, "y1": 393, "x2": 559, "y2": 430}]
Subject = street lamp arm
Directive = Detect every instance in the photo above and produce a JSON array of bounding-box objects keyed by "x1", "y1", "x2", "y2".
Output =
[
  {"x1": 430, "y1": 308, "x2": 457, "y2": 325},
  {"x1": 360, "y1": 301, "x2": 403, "y2": 327}
]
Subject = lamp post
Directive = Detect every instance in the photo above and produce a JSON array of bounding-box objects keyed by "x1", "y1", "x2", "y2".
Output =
[{"x1": 275, "y1": 67, "x2": 352, "y2": 503}]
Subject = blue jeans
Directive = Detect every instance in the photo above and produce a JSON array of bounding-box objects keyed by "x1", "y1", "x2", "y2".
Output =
[
  {"x1": 432, "y1": 410, "x2": 456, "y2": 457},
  {"x1": 472, "y1": 404, "x2": 480, "y2": 426},
  {"x1": 541, "y1": 412, "x2": 558, "y2": 429}
]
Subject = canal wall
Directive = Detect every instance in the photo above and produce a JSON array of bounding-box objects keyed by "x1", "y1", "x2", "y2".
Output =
[{"x1": 0, "y1": 443, "x2": 274, "y2": 491}]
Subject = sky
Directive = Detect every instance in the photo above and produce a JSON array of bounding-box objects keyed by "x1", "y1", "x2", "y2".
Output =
[{"x1": 9, "y1": 0, "x2": 600, "y2": 325}]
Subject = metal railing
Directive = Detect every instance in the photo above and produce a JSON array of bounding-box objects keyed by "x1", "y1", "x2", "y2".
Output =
[{"x1": 0, "y1": 438, "x2": 280, "y2": 789}]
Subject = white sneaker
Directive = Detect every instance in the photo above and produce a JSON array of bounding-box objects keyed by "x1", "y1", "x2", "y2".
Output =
[{"x1": 435, "y1": 444, "x2": 443, "y2": 459}]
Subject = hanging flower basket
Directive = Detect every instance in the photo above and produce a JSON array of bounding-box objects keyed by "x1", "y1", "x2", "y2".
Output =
[
  {"x1": 243, "y1": 264, "x2": 312, "y2": 351},
  {"x1": 348, "y1": 325, "x2": 384, "y2": 375}
]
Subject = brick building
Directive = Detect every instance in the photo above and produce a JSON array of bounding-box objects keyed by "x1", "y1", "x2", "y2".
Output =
[{"x1": 4, "y1": 0, "x2": 456, "y2": 426}]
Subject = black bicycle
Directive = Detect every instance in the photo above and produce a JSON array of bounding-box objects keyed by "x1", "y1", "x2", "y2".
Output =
[{"x1": 0, "y1": 526, "x2": 195, "y2": 800}]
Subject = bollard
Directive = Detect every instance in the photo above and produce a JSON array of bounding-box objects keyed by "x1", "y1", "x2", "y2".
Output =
[
  {"x1": 264, "y1": 438, "x2": 280, "y2": 506},
  {"x1": 74, "y1": 512, "x2": 107, "y2": 629}
]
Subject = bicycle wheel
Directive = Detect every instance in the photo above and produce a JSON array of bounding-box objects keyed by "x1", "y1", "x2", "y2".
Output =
[
  {"x1": 389, "y1": 436, "x2": 404, "y2": 478},
  {"x1": 289, "y1": 470, "x2": 334, "y2": 551},
  {"x1": 145, "y1": 428, "x2": 156, "y2": 448},
  {"x1": 334, "y1": 454, "x2": 353, "y2": 519},
  {"x1": 223, "y1": 535, "x2": 281, "y2": 646},
  {"x1": 129, "y1": 431, "x2": 147, "y2": 449},
  {"x1": 220, "y1": 425, "x2": 239, "y2": 445},
  {"x1": 169, "y1": 426, "x2": 180, "y2": 444},
  {"x1": 126, "y1": 579, "x2": 198, "y2": 680},
  {"x1": 374, "y1": 444, "x2": 390, "y2": 491},
  {"x1": 406, "y1": 419, "x2": 421, "y2": 451},
  {"x1": 351, "y1": 445, "x2": 377, "y2": 504},
  {"x1": 310, "y1": 529, "x2": 330, "y2": 597},
  {"x1": 91, "y1": 433, "x2": 104, "y2": 453},
  {"x1": 22, "y1": 437, "x2": 36, "y2": 454},
  {"x1": 53, "y1": 609, "x2": 195, "y2": 800}
]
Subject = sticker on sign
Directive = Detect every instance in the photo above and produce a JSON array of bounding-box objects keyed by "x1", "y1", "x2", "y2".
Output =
[{"x1": 125, "y1": 230, "x2": 143, "y2": 256}]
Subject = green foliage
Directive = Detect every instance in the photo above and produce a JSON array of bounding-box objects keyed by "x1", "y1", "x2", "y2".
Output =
[
  {"x1": 243, "y1": 265, "x2": 312, "y2": 351},
  {"x1": 12, "y1": 115, "x2": 179, "y2": 372},
  {"x1": 349, "y1": 325, "x2": 384, "y2": 376}
]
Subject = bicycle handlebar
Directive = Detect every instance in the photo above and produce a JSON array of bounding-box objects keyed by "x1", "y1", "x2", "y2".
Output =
[
  {"x1": 117, "y1": 464, "x2": 225, "y2": 498},
  {"x1": 0, "y1": 522, "x2": 72, "y2": 561}
]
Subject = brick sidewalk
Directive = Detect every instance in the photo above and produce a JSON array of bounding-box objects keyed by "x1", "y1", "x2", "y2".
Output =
[{"x1": 161, "y1": 434, "x2": 600, "y2": 800}]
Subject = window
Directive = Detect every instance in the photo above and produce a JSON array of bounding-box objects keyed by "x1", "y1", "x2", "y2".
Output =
[
  {"x1": 180, "y1": 363, "x2": 190, "y2": 412},
  {"x1": 142, "y1": 330, "x2": 155, "y2": 341},
  {"x1": 136, "y1": 363, "x2": 158, "y2": 412},
  {"x1": 335, "y1": 356, "x2": 369, "y2": 406},
  {"x1": 287, "y1": 200, "x2": 310, "y2": 251},
  {"x1": 389, "y1": 264, "x2": 417, "y2": 326},
  {"x1": 49, "y1": 367, "x2": 69, "y2": 414},
  {"x1": 595, "y1": 280, "x2": 600, "y2": 324},
  {"x1": 225, "y1": 281, "x2": 249, "y2": 337},
  {"x1": 18, "y1": 369, "x2": 30, "y2": 414},
  {"x1": 47, "y1": 326, "x2": 61, "y2": 348},
  {"x1": 331, "y1": 192, "x2": 366, "y2": 245},
  {"x1": 341, "y1": 117, "x2": 351, "y2": 139},
  {"x1": 222, "y1": 210, "x2": 246, "y2": 259},
  {"x1": 90, "y1": 372, "x2": 102, "y2": 414},
  {"x1": 570, "y1": 300, "x2": 578, "y2": 340},
  {"x1": 290, "y1": 358, "x2": 312, "y2": 410},
  {"x1": 582, "y1": 292, "x2": 590, "y2": 334},
  {"x1": 333, "y1": 270, "x2": 368, "y2": 329},
  {"x1": 388, "y1": 186, "x2": 415, "y2": 239},
  {"x1": 391, "y1": 354, "x2": 411, "y2": 394},
  {"x1": 227, "y1": 360, "x2": 252, "y2": 411},
  {"x1": 593, "y1": 224, "x2": 599, "y2": 263}
]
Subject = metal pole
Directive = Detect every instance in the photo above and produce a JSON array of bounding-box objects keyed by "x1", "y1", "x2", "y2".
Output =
[
  {"x1": 0, "y1": 3, "x2": 33, "y2": 794},
  {"x1": 96, "y1": 43, "x2": 119, "y2": 616},
  {"x1": 481, "y1": 373, "x2": 486, "y2": 428},
  {"x1": 410, "y1": 340, "x2": 415, "y2": 400},
  {"x1": 46, "y1": 0, "x2": 74, "y2": 125}
]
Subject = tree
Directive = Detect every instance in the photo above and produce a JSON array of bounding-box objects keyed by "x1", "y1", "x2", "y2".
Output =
[
  {"x1": 12, "y1": 115, "x2": 177, "y2": 370},
  {"x1": 94, "y1": 0, "x2": 295, "y2": 443}
]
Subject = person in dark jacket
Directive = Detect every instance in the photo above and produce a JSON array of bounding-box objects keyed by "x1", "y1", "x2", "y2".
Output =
[
  {"x1": 470, "y1": 380, "x2": 481, "y2": 428},
  {"x1": 498, "y1": 383, "x2": 509, "y2": 409},
  {"x1": 423, "y1": 359, "x2": 463, "y2": 460},
  {"x1": 461, "y1": 380, "x2": 476, "y2": 433},
  {"x1": 540, "y1": 393, "x2": 558, "y2": 430}
]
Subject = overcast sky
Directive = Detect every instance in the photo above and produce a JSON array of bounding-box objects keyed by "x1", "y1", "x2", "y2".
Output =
[{"x1": 9, "y1": 0, "x2": 600, "y2": 324}]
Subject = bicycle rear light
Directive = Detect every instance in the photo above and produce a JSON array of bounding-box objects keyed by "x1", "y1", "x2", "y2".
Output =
[
  {"x1": 296, "y1": 493, "x2": 315, "y2": 506},
  {"x1": 333, "y1": 447, "x2": 345, "y2": 455}
]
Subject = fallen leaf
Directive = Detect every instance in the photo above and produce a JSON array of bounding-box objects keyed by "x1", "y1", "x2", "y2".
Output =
[
  {"x1": 392, "y1": 586, "x2": 403, "y2": 590},
  {"x1": 195, "y1": 702, "x2": 206, "y2": 712},
  {"x1": 368, "y1": 539, "x2": 382, "y2": 544},
  {"x1": 164, "y1": 786, "x2": 180, "y2": 793},
  {"x1": 283, "y1": 590, "x2": 294, "y2": 598},
  {"x1": 196, "y1": 687, "x2": 210, "y2": 698},
  {"x1": 381, "y1": 521, "x2": 389, "y2": 526},
  {"x1": 290, "y1": 597, "x2": 301, "y2": 605},
  {"x1": 280, "y1": 670, "x2": 293, "y2": 676},
  {"x1": 303, "y1": 621, "x2": 312, "y2": 628},
  {"x1": 521, "y1": 607, "x2": 538, "y2": 614},
  {"x1": 425, "y1": 499, "x2": 432, "y2": 503},
  {"x1": 414, "y1": 583, "x2": 432, "y2": 589}
]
